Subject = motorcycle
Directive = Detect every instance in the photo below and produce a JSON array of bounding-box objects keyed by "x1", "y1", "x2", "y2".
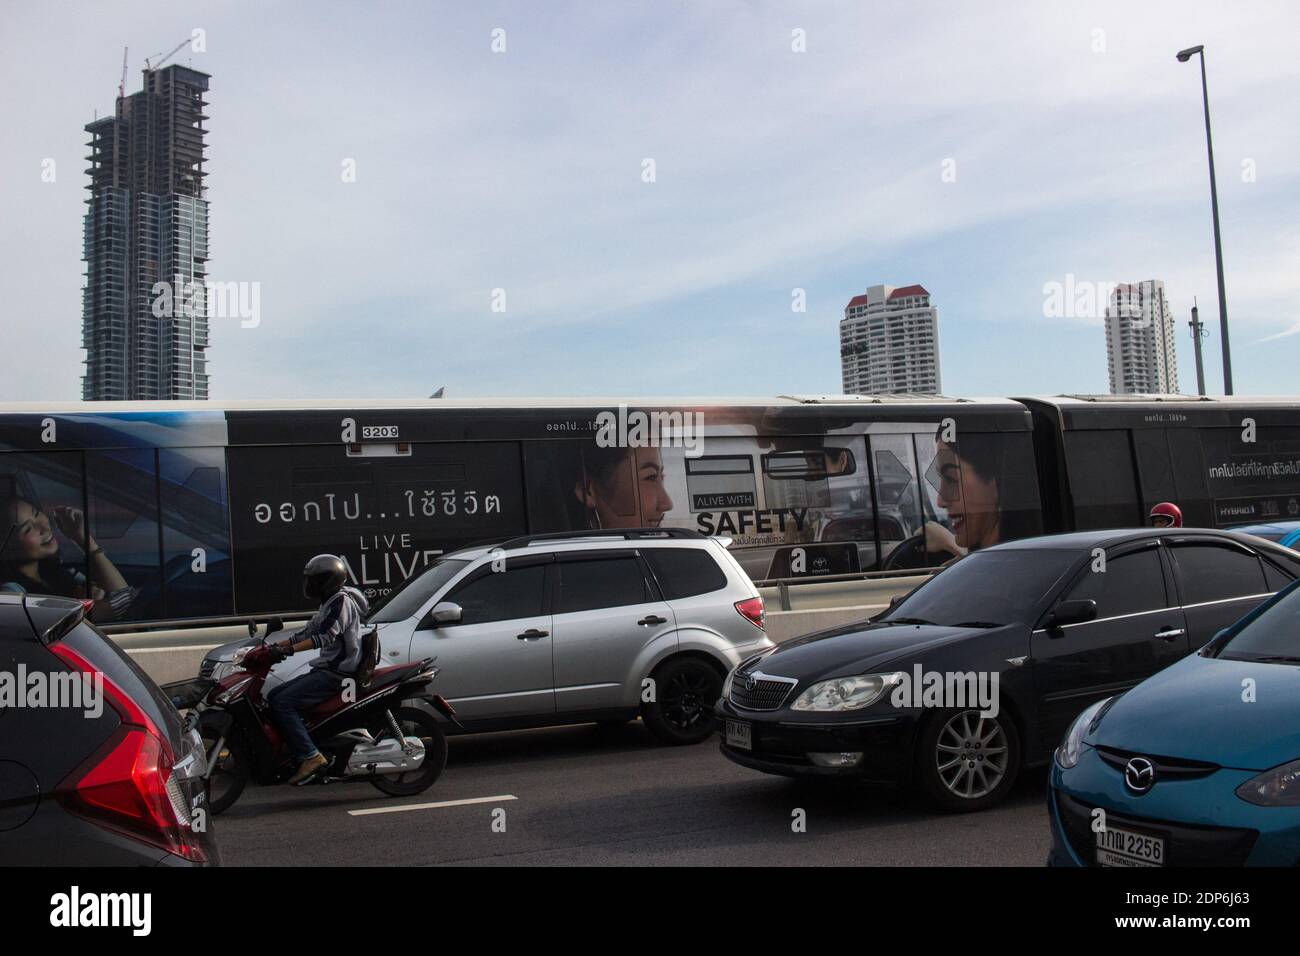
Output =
[{"x1": 170, "y1": 619, "x2": 461, "y2": 814}]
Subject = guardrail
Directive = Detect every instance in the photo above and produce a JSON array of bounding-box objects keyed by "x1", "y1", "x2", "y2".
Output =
[
  {"x1": 753, "y1": 567, "x2": 935, "y2": 611},
  {"x1": 99, "y1": 611, "x2": 302, "y2": 637}
]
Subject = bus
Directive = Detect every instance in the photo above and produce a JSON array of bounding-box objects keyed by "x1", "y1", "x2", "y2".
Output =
[{"x1": 0, "y1": 394, "x2": 1296, "y2": 630}]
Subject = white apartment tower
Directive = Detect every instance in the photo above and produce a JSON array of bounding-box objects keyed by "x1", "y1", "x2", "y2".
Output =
[
  {"x1": 1105, "y1": 280, "x2": 1180, "y2": 394},
  {"x1": 839, "y1": 284, "x2": 942, "y2": 394}
]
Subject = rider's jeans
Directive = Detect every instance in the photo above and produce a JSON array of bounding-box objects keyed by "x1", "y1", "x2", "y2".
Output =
[{"x1": 267, "y1": 669, "x2": 344, "y2": 762}]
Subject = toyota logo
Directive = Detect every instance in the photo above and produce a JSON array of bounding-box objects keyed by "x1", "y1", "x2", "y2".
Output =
[
  {"x1": 1124, "y1": 757, "x2": 1156, "y2": 794},
  {"x1": 744, "y1": 675, "x2": 757, "y2": 691}
]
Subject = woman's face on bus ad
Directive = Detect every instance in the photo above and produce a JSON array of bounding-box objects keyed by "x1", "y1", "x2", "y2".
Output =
[
  {"x1": 934, "y1": 441, "x2": 1000, "y2": 550},
  {"x1": 4, "y1": 499, "x2": 58, "y2": 562},
  {"x1": 581, "y1": 447, "x2": 674, "y2": 528}
]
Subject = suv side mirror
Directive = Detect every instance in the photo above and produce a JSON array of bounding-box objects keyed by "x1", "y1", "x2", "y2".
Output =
[
  {"x1": 426, "y1": 602, "x2": 463, "y2": 628},
  {"x1": 1046, "y1": 599, "x2": 1097, "y2": 631}
]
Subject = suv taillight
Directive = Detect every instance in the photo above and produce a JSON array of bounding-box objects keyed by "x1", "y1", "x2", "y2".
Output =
[
  {"x1": 50, "y1": 643, "x2": 205, "y2": 861},
  {"x1": 735, "y1": 596, "x2": 765, "y2": 630}
]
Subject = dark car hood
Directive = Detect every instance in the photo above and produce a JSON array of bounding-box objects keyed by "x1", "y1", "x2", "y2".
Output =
[
  {"x1": 1093, "y1": 652, "x2": 1300, "y2": 771},
  {"x1": 757, "y1": 620, "x2": 1004, "y2": 683}
]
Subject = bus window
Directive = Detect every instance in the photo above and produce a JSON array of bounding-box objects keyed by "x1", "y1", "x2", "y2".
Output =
[
  {"x1": 1065, "y1": 430, "x2": 1142, "y2": 529},
  {"x1": 1134, "y1": 430, "x2": 1178, "y2": 519},
  {"x1": 160, "y1": 446, "x2": 234, "y2": 618},
  {"x1": 0, "y1": 452, "x2": 95, "y2": 615},
  {"x1": 86, "y1": 450, "x2": 160, "y2": 622},
  {"x1": 684, "y1": 455, "x2": 757, "y2": 513},
  {"x1": 872, "y1": 434, "x2": 925, "y2": 567}
]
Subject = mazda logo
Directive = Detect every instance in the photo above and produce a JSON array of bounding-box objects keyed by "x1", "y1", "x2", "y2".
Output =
[{"x1": 1124, "y1": 757, "x2": 1156, "y2": 794}]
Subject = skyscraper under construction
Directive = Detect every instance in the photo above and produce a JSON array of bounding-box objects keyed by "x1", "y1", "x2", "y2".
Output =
[{"x1": 82, "y1": 63, "x2": 210, "y2": 400}]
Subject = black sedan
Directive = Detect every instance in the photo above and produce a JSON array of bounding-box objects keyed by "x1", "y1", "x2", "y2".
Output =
[{"x1": 717, "y1": 528, "x2": 1300, "y2": 811}]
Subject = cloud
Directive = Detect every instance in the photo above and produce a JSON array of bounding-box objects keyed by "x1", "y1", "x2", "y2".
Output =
[{"x1": 2, "y1": 0, "x2": 1299, "y2": 401}]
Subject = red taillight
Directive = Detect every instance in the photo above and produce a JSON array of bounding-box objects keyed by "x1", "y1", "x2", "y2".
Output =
[
  {"x1": 735, "y1": 596, "x2": 765, "y2": 630},
  {"x1": 50, "y1": 642, "x2": 205, "y2": 861},
  {"x1": 49, "y1": 642, "x2": 165, "y2": 743}
]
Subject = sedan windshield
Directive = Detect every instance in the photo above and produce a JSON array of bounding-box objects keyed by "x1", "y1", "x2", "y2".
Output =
[
  {"x1": 366, "y1": 559, "x2": 469, "y2": 624},
  {"x1": 882, "y1": 549, "x2": 1079, "y2": 628},
  {"x1": 1219, "y1": 583, "x2": 1300, "y2": 662}
]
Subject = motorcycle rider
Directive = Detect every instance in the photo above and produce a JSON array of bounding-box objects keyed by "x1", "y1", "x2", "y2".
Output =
[
  {"x1": 266, "y1": 554, "x2": 370, "y2": 784},
  {"x1": 1149, "y1": 501, "x2": 1183, "y2": 529}
]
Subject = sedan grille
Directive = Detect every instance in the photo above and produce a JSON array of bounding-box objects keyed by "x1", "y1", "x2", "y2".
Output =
[{"x1": 729, "y1": 672, "x2": 797, "y2": 711}]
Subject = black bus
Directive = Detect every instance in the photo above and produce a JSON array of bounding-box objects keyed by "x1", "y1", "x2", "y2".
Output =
[{"x1": 0, "y1": 395, "x2": 1295, "y2": 628}]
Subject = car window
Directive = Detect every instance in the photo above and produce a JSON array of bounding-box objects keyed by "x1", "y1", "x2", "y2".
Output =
[
  {"x1": 368, "y1": 559, "x2": 468, "y2": 623},
  {"x1": 1220, "y1": 584, "x2": 1300, "y2": 661},
  {"x1": 446, "y1": 565, "x2": 546, "y2": 625},
  {"x1": 1064, "y1": 548, "x2": 1167, "y2": 618},
  {"x1": 1171, "y1": 545, "x2": 1268, "y2": 604},
  {"x1": 643, "y1": 548, "x2": 727, "y2": 600},
  {"x1": 557, "y1": 557, "x2": 653, "y2": 614},
  {"x1": 883, "y1": 548, "x2": 1078, "y2": 628},
  {"x1": 1263, "y1": 559, "x2": 1294, "y2": 592}
]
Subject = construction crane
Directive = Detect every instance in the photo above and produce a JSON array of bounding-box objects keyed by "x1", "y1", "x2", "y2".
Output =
[
  {"x1": 144, "y1": 36, "x2": 191, "y2": 72},
  {"x1": 118, "y1": 46, "x2": 128, "y2": 98}
]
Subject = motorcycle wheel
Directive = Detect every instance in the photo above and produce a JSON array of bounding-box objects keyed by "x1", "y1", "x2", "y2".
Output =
[
  {"x1": 199, "y1": 721, "x2": 251, "y2": 815},
  {"x1": 367, "y1": 706, "x2": 448, "y2": 797}
]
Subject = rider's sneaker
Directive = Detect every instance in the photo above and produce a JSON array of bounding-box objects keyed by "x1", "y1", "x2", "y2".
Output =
[{"x1": 288, "y1": 752, "x2": 328, "y2": 785}]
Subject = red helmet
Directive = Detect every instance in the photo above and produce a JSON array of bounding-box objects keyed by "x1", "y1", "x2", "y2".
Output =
[{"x1": 1149, "y1": 502, "x2": 1183, "y2": 528}]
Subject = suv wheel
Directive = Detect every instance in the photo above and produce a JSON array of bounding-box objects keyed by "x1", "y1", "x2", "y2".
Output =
[{"x1": 642, "y1": 657, "x2": 722, "y2": 745}]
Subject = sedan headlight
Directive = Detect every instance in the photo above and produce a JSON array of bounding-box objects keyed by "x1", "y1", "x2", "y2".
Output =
[
  {"x1": 790, "y1": 673, "x2": 903, "y2": 712},
  {"x1": 1055, "y1": 697, "x2": 1110, "y2": 769},
  {"x1": 1236, "y1": 758, "x2": 1300, "y2": 806}
]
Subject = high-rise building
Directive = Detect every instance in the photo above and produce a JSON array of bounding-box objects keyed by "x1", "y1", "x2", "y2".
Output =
[
  {"x1": 82, "y1": 64, "x2": 211, "y2": 400},
  {"x1": 839, "y1": 284, "x2": 942, "y2": 394},
  {"x1": 1105, "y1": 280, "x2": 1179, "y2": 394}
]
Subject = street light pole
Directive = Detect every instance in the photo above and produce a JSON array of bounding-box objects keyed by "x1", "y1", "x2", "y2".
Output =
[
  {"x1": 1189, "y1": 298, "x2": 1207, "y2": 396},
  {"x1": 1177, "y1": 44, "x2": 1232, "y2": 394}
]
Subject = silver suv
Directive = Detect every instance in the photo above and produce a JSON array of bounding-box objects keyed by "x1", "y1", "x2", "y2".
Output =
[{"x1": 204, "y1": 529, "x2": 773, "y2": 745}]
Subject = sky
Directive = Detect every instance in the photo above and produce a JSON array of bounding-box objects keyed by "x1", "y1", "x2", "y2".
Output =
[{"x1": 1, "y1": 0, "x2": 1298, "y2": 403}]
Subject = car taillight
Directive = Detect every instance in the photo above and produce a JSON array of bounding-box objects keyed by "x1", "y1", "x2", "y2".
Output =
[
  {"x1": 735, "y1": 596, "x2": 765, "y2": 630},
  {"x1": 50, "y1": 643, "x2": 206, "y2": 861}
]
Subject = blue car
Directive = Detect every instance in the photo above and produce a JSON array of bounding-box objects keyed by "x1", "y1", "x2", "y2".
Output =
[
  {"x1": 1049, "y1": 577, "x2": 1300, "y2": 866},
  {"x1": 1232, "y1": 520, "x2": 1300, "y2": 551}
]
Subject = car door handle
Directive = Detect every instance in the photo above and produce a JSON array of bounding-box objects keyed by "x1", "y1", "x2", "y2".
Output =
[
  {"x1": 516, "y1": 628, "x2": 549, "y2": 641},
  {"x1": 1153, "y1": 627, "x2": 1186, "y2": 641},
  {"x1": 637, "y1": 615, "x2": 667, "y2": 626}
]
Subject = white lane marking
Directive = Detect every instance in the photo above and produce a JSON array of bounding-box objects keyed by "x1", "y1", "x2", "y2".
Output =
[
  {"x1": 348, "y1": 794, "x2": 518, "y2": 817},
  {"x1": 125, "y1": 645, "x2": 223, "y2": 654}
]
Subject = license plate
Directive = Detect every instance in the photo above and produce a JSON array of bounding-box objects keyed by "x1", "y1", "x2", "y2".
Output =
[
  {"x1": 1096, "y1": 824, "x2": 1165, "y2": 867},
  {"x1": 725, "y1": 719, "x2": 752, "y2": 751}
]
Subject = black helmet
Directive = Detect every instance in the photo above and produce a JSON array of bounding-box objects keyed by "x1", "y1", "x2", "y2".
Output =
[{"x1": 302, "y1": 554, "x2": 347, "y2": 602}]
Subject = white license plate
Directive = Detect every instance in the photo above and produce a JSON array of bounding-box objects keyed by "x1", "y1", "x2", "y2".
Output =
[
  {"x1": 1096, "y1": 825, "x2": 1165, "y2": 867},
  {"x1": 725, "y1": 719, "x2": 752, "y2": 751}
]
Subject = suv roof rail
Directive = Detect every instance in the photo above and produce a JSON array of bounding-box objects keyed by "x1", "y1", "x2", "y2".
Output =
[{"x1": 497, "y1": 528, "x2": 707, "y2": 550}]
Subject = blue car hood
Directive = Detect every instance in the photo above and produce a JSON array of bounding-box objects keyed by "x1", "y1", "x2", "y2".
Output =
[{"x1": 1093, "y1": 652, "x2": 1300, "y2": 771}]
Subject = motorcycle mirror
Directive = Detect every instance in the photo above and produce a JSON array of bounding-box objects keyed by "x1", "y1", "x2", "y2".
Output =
[
  {"x1": 247, "y1": 620, "x2": 257, "y2": 639},
  {"x1": 266, "y1": 617, "x2": 284, "y2": 636}
]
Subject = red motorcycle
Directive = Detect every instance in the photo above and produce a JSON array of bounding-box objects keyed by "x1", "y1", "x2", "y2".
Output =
[{"x1": 171, "y1": 619, "x2": 460, "y2": 814}]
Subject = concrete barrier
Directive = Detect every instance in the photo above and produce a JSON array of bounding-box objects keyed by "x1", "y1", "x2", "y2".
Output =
[
  {"x1": 118, "y1": 603, "x2": 891, "y2": 684},
  {"x1": 765, "y1": 604, "x2": 883, "y2": 643}
]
